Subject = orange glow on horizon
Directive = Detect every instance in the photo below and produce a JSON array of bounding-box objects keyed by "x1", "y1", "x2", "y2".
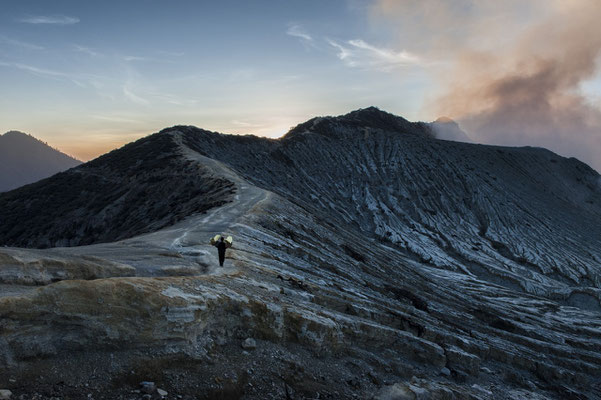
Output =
[{"x1": 56, "y1": 139, "x2": 141, "y2": 162}]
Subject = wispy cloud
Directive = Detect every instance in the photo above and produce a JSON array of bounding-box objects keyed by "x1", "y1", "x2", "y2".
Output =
[
  {"x1": 19, "y1": 15, "x2": 80, "y2": 25},
  {"x1": 286, "y1": 24, "x2": 313, "y2": 42},
  {"x1": 123, "y1": 55, "x2": 148, "y2": 62},
  {"x1": 0, "y1": 60, "x2": 112, "y2": 95},
  {"x1": 157, "y1": 50, "x2": 185, "y2": 57},
  {"x1": 151, "y1": 93, "x2": 198, "y2": 106},
  {"x1": 123, "y1": 54, "x2": 177, "y2": 64},
  {"x1": 327, "y1": 39, "x2": 353, "y2": 62},
  {"x1": 231, "y1": 120, "x2": 260, "y2": 127},
  {"x1": 328, "y1": 38, "x2": 422, "y2": 70},
  {"x1": 91, "y1": 114, "x2": 144, "y2": 124},
  {"x1": 0, "y1": 35, "x2": 44, "y2": 50},
  {"x1": 16, "y1": 63, "x2": 65, "y2": 77},
  {"x1": 349, "y1": 39, "x2": 420, "y2": 65},
  {"x1": 0, "y1": 61, "x2": 67, "y2": 79},
  {"x1": 73, "y1": 45, "x2": 102, "y2": 57},
  {"x1": 122, "y1": 84, "x2": 149, "y2": 105}
]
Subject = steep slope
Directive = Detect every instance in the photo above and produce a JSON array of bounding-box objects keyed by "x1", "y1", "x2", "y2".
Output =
[
  {"x1": 1, "y1": 108, "x2": 600, "y2": 399},
  {"x1": 3, "y1": 190, "x2": 601, "y2": 399},
  {"x1": 0, "y1": 132, "x2": 235, "y2": 247},
  {"x1": 2, "y1": 108, "x2": 600, "y2": 299},
  {"x1": 179, "y1": 107, "x2": 601, "y2": 307},
  {"x1": 0, "y1": 131, "x2": 81, "y2": 192}
]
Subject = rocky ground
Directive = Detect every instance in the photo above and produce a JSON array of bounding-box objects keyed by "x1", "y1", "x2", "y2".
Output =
[{"x1": 1, "y1": 108, "x2": 600, "y2": 399}]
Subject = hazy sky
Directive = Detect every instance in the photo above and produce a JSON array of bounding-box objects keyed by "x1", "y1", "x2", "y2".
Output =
[{"x1": 1, "y1": 0, "x2": 600, "y2": 171}]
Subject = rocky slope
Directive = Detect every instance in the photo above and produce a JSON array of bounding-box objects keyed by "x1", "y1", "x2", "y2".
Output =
[
  {"x1": 0, "y1": 131, "x2": 81, "y2": 192},
  {"x1": 0, "y1": 108, "x2": 600, "y2": 399},
  {"x1": 180, "y1": 107, "x2": 601, "y2": 310},
  {"x1": 0, "y1": 132, "x2": 235, "y2": 248}
]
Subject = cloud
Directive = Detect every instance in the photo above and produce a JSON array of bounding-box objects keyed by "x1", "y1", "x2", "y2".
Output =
[
  {"x1": 156, "y1": 50, "x2": 185, "y2": 57},
  {"x1": 19, "y1": 15, "x2": 80, "y2": 25},
  {"x1": 123, "y1": 55, "x2": 177, "y2": 64},
  {"x1": 286, "y1": 24, "x2": 319, "y2": 51},
  {"x1": 0, "y1": 36, "x2": 44, "y2": 50},
  {"x1": 123, "y1": 55, "x2": 148, "y2": 62},
  {"x1": 0, "y1": 60, "x2": 106, "y2": 88},
  {"x1": 327, "y1": 38, "x2": 422, "y2": 70},
  {"x1": 286, "y1": 24, "x2": 313, "y2": 42},
  {"x1": 372, "y1": 0, "x2": 601, "y2": 172},
  {"x1": 91, "y1": 115, "x2": 144, "y2": 124},
  {"x1": 123, "y1": 84, "x2": 150, "y2": 105},
  {"x1": 327, "y1": 39, "x2": 353, "y2": 62},
  {"x1": 0, "y1": 61, "x2": 66, "y2": 79},
  {"x1": 73, "y1": 45, "x2": 102, "y2": 57},
  {"x1": 348, "y1": 39, "x2": 421, "y2": 65},
  {"x1": 231, "y1": 120, "x2": 260, "y2": 128},
  {"x1": 0, "y1": 61, "x2": 109, "y2": 94},
  {"x1": 150, "y1": 92, "x2": 197, "y2": 106},
  {"x1": 287, "y1": 23, "x2": 422, "y2": 70}
]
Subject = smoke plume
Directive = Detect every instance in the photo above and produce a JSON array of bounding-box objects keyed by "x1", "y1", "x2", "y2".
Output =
[{"x1": 373, "y1": 1, "x2": 601, "y2": 172}]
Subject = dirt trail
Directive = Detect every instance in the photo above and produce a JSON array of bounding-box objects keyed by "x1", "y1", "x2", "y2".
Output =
[
  {"x1": 134, "y1": 137, "x2": 270, "y2": 273},
  {"x1": 30, "y1": 134, "x2": 271, "y2": 278}
]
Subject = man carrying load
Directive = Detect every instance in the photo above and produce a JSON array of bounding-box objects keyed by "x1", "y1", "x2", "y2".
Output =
[{"x1": 210, "y1": 235, "x2": 233, "y2": 267}]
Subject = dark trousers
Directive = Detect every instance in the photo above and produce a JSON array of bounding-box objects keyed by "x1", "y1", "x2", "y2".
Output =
[{"x1": 218, "y1": 250, "x2": 225, "y2": 266}]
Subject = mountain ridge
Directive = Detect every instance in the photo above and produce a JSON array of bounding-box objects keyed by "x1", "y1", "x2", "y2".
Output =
[
  {"x1": 284, "y1": 106, "x2": 433, "y2": 140},
  {"x1": 0, "y1": 130, "x2": 82, "y2": 192},
  {"x1": 2, "y1": 108, "x2": 599, "y2": 299},
  {"x1": 1, "y1": 108, "x2": 601, "y2": 398}
]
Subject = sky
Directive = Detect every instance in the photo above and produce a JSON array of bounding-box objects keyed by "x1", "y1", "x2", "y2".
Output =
[{"x1": 1, "y1": 0, "x2": 600, "y2": 172}]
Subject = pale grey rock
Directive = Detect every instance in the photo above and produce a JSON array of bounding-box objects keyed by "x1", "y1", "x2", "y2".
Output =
[
  {"x1": 0, "y1": 108, "x2": 599, "y2": 399},
  {"x1": 0, "y1": 390, "x2": 11, "y2": 400},
  {"x1": 0, "y1": 249, "x2": 134, "y2": 285},
  {"x1": 374, "y1": 383, "x2": 415, "y2": 400},
  {"x1": 140, "y1": 381, "x2": 156, "y2": 394},
  {"x1": 241, "y1": 338, "x2": 257, "y2": 350},
  {"x1": 471, "y1": 384, "x2": 493, "y2": 395}
]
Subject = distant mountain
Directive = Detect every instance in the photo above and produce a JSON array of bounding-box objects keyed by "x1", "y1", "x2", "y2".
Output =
[
  {"x1": 0, "y1": 131, "x2": 82, "y2": 192},
  {"x1": 429, "y1": 116, "x2": 472, "y2": 142}
]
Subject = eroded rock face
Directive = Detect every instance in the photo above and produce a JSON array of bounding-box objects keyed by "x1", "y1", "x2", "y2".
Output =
[
  {"x1": 1, "y1": 190, "x2": 600, "y2": 398},
  {"x1": 179, "y1": 110, "x2": 601, "y2": 310},
  {"x1": 0, "y1": 108, "x2": 600, "y2": 399},
  {"x1": 0, "y1": 249, "x2": 134, "y2": 285}
]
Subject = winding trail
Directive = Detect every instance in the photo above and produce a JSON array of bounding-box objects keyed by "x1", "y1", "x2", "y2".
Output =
[
  {"x1": 21, "y1": 135, "x2": 271, "y2": 278},
  {"x1": 146, "y1": 137, "x2": 270, "y2": 270}
]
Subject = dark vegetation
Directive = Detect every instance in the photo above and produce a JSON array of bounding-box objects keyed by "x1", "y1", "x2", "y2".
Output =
[{"x1": 0, "y1": 132, "x2": 235, "y2": 248}]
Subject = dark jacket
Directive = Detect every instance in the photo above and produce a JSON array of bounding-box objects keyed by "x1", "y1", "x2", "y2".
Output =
[
  {"x1": 215, "y1": 240, "x2": 227, "y2": 266},
  {"x1": 215, "y1": 241, "x2": 226, "y2": 256}
]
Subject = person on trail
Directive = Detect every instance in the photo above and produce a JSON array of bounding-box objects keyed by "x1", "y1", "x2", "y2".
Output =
[{"x1": 214, "y1": 236, "x2": 227, "y2": 267}]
